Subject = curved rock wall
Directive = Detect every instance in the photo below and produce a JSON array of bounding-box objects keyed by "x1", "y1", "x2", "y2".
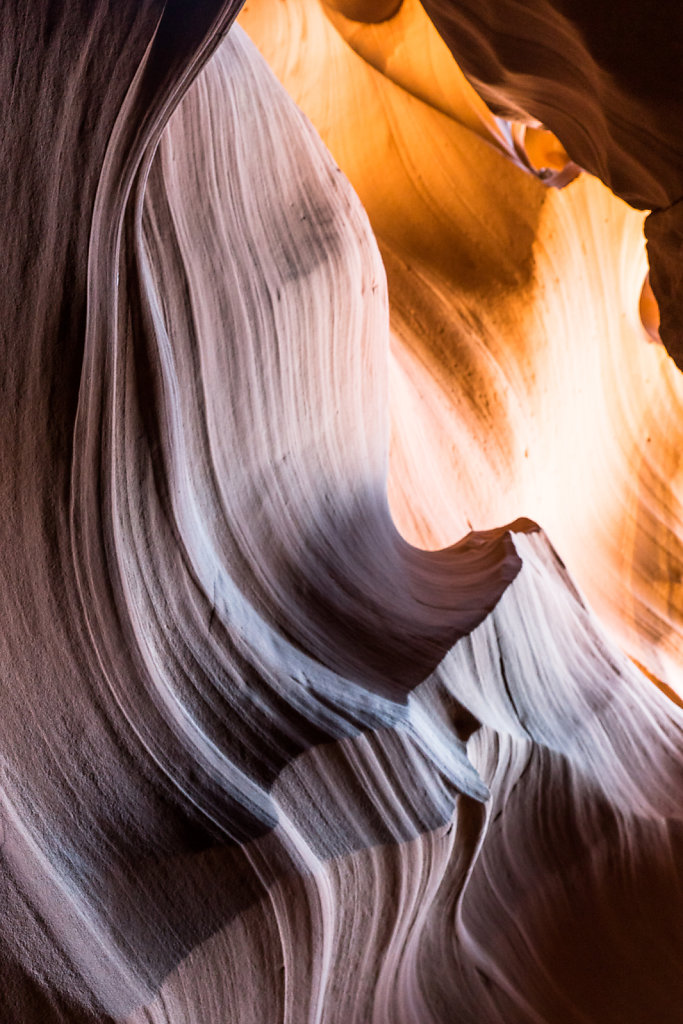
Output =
[{"x1": 2, "y1": 2, "x2": 683, "y2": 1021}]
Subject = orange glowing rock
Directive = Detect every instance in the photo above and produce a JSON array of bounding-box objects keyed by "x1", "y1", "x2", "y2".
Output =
[
  {"x1": 2, "y1": 2, "x2": 683, "y2": 1022},
  {"x1": 240, "y1": 0, "x2": 683, "y2": 696},
  {"x1": 640, "y1": 271, "x2": 662, "y2": 343}
]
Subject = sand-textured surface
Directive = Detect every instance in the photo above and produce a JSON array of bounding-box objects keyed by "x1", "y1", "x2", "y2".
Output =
[{"x1": 2, "y1": 2, "x2": 683, "y2": 1021}]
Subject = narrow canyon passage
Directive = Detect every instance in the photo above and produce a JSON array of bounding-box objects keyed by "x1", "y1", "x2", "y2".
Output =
[{"x1": 2, "y1": 2, "x2": 683, "y2": 1022}]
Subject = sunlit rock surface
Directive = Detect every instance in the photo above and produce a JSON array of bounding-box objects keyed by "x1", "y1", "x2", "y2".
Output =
[
  {"x1": 2, "y1": 2, "x2": 683, "y2": 1022},
  {"x1": 241, "y1": 0, "x2": 683, "y2": 699}
]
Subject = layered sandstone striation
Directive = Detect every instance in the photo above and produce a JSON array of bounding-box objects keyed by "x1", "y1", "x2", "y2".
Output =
[{"x1": 1, "y1": 2, "x2": 683, "y2": 1022}]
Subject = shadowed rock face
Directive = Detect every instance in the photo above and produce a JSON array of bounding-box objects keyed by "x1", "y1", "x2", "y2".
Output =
[
  {"x1": 2, "y1": 2, "x2": 683, "y2": 1022},
  {"x1": 418, "y1": 0, "x2": 683, "y2": 367}
]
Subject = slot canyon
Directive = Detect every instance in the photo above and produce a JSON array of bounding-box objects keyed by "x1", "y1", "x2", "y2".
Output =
[{"x1": 2, "y1": 2, "x2": 683, "y2": 1021}]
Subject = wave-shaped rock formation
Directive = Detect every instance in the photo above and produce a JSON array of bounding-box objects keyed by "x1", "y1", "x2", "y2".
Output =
[
  {"x1": 241, "y1": 0, "x2": 683, "y2": 706},
  {"x1": 3, "y1": 1, "x2": 683, "y2": 1021}
]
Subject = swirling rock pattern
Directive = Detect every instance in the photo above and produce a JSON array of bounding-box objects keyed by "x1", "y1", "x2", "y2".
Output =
[
  {"x1": 241, "y1": 0, "x2": 683, "y2": 702},
  {"x1": 416, "y1": 0, "x2": 683, "y2": 366},
  {"x1": 2, "y1": 1, "x2": 683, "y2": 1022}
]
